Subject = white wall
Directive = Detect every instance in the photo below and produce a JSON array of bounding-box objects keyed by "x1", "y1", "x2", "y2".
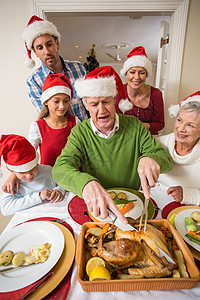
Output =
[
  {"x1": 179, "y1": 0, "x2": 200, "y2": 101},
  {"x1": 0, "y1": 0, "x2": 36, "y2": 191}
]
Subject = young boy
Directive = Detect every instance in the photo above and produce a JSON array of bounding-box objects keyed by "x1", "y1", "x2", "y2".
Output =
[{"x1": 0, "y1": 134, "x2": 65, "y2": 216}]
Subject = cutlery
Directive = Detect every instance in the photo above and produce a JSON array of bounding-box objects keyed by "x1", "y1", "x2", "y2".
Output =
[
  {"x1": 51, "y1": 218, "x2": 65, "y2": 224},
  {"x1": 158, "y1": 247, "x2": 176, "y2": 264},
  {"x1": 0, "y1": 264, "x2": 35, "y2": 273},
  {"x1": 138, "y1": 196, "x2": 150, "y2": 233},
  {"x1": 18, "y1": 271, "x2": 53, "y2": 300},
  {"x1": 107, "y1": 208, "x2": 139, "y2": 232}
]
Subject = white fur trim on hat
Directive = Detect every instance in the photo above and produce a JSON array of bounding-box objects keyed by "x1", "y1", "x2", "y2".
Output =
[
  {"x1": 6, "y1": 152, "x2": 39, "y2": 172},
  {"x1": 74, "y1": 76, "x2": 118, "y2": 98},
  {"x1": 168, "y1": 94, "x2": 200, "y2": 118},
  {"x1": 182, "y1": 95, "x2": 200, "y2": 105},
  {"x1": 120, "y1": 56, "x2": 152, "y2": 77},
  {"x1": 23, "y1": 20, "x2": 61, "y2": 50},
  {"x1": 41, "y1": 86, "x2": 72, "y2": 104},
  {"x1": 119, "y1": 99, "x2": 133, "y2": 114}
]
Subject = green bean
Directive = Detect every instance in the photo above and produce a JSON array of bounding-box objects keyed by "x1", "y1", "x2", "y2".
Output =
[
  {"x1": 113, "y1": 198, "x2": 137, "y2": 205},
  {"x1": 185, "y1": 234, "x2": 200, "y2": 245}
]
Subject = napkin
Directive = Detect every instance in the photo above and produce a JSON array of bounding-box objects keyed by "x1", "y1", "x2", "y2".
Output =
[
  {"x1": 0, "y1": 217, "x2": 74, "y2": 300},
  {"x1": 0, "y1": 271, "x2": 54, "y2": 300},
  {"x1": 68, "y1": 195, "x2": 91, "y2": 224}
]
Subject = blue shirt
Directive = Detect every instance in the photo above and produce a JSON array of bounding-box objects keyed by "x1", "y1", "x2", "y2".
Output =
[{"x1": 26, "y1": 56, "x2": 88, "y2": 121}]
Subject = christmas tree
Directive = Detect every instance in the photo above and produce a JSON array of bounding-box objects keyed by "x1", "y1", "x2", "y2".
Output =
[{"x1": 84, "y1": 44, "x2": 99, "y2": 73}]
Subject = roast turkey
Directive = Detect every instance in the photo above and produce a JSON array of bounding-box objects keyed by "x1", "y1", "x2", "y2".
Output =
[{"x1": 85, "y1": 224, "x2": 175, "y2": 278}]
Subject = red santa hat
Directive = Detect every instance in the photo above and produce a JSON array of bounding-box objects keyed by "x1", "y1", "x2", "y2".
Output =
[
  {"x1": 74, "y1": 66, "x2": 127, "y2": 101},
  {"x1": 168, "y1": 91, "x2": 200, "y2": 118},
  {"x1": 41, "y1": 74, "x2": 73, "y2": 104},
  {"x1": 120, "y1": 46, "x2": 152, "y2": 77},
  {"x1": 0, "y1": 134, "x2": 39, "y2": 177},
  {"x1": 22, "y1": 15, "x2": 61, "y2": 68}
]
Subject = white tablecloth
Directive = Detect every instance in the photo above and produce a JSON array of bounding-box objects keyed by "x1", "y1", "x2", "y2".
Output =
[{"x1": 1, "y1": 191, "x2": 200, "y2": 300}]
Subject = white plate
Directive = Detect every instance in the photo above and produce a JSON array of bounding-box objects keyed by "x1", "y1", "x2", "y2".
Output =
[
  {"x1": 175, "y1": 208, "x2": 200, "y2": 252},
  {"x1": 0, "y1": 221, "x2": 65, "y2": 292},
  {"x1": 90, "y1": 189, "x2": 144, "y2": 222}
]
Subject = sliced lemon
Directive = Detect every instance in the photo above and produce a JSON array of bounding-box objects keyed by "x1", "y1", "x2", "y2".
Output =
[
  {"x1": 86, "y1": 257, "x2": 105, "y2": 276},
  {"x1": 89, "y1": 266, "x2": 111, "y2": 281}
]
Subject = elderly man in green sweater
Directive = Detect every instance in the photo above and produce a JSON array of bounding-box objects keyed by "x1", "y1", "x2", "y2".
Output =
[{"x1": 52, "y1": 66, "x2": 172, "y2": 224}]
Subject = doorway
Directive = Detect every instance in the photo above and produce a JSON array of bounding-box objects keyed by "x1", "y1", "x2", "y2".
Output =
[
  {"x1": 46, "y1": 13, "x2": 170, "y2": 89},
  {"x1": 31, "y1": 0, "x2": 189, "y2": 134}
]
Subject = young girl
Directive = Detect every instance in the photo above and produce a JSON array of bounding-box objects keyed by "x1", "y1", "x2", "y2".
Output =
[
  {"x1": 2, "y1": 74, "x2": 79, "y2": 195},
  {"x1": 28, "y1": 73, "x2": 79, "y2": 167}
]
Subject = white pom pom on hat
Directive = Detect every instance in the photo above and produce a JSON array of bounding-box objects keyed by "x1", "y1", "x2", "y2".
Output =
[
  {"x1": 168, "y1": 104, "x2": 179, "y2": 118},
  {"x1": 25, "y1": 57, "x2": 36, "y2": 68},
  {"x1": 168, "y1": 91, "x2": 200, "y2": 118},
  {"x1": 119, "y1": 99, "x2": 133, "y2": 114},
  {"x1": 23, "y1": 15, "x2": 61, "y2": 68},
  {"x1": 24, "y1": 43, "x2": 36, "y2": 68},
  {"x1": 120, "y1": 46, "x2": 152, "y2": 78}
]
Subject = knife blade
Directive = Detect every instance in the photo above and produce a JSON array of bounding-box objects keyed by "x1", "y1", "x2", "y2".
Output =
[
  {"x1": 114, "y1": 217, "x2": 138, "y2": 231},
  {"x1": 107, "y1": 208, "x2": 139, "y2": 232},
  {"x1": 0, "y1": 264, "x2": 35, "y2": 273},
  {"x1": 158, "y1": 247, "x2": 176, "y2": 264}
]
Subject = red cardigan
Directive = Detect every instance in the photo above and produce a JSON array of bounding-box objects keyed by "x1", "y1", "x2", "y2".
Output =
[{"x1": 115, "y1": 84, "x2": 165, "y2": 135}]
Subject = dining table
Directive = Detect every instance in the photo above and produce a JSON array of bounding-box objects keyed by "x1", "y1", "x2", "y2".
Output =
[{"x1": 0, "y1": 185, "x2": 200, "y2": 300}]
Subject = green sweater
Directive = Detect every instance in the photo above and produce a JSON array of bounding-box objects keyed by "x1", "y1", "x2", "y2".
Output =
[{"x1": 52, "y1": 114, "x2": 172, "y2": 197}]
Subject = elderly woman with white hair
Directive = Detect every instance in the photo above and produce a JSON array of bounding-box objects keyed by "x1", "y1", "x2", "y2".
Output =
[
  {"x1": 115, "y1": 46, "x2": 165, "y2": 135},
  {"x1": 154, "y1": 91, "x2": 200, "y2": 206}
]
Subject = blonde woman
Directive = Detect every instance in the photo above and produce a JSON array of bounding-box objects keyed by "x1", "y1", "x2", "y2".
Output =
[{"x1": 115, "y1": 46, "x2": 164, "y2": 135}]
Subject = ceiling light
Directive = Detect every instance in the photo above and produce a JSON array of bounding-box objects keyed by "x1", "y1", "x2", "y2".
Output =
[
  {"x1": 74, "y1": 45, "x2": 79, "y2": 48},
  {"x1": 102, "y1": 42, "x2": 133, "y2": 61},
  {"x1": 102, "y1": 41, "x2": 133, "y2": 49}
]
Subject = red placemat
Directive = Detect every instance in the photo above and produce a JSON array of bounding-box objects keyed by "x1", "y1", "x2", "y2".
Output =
[
  {"x1": 0, "y1": 217, "x2": 74, "y2": 300},
  {"x1": 0, "y1": 272, "x2": 54, "y2": 300},
  {"x1": 162, "y1": 201, "x2": 185, "y2": 219},
  {"x1": 68, "y1": 195, "x2": 91, "y2": 225}
]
